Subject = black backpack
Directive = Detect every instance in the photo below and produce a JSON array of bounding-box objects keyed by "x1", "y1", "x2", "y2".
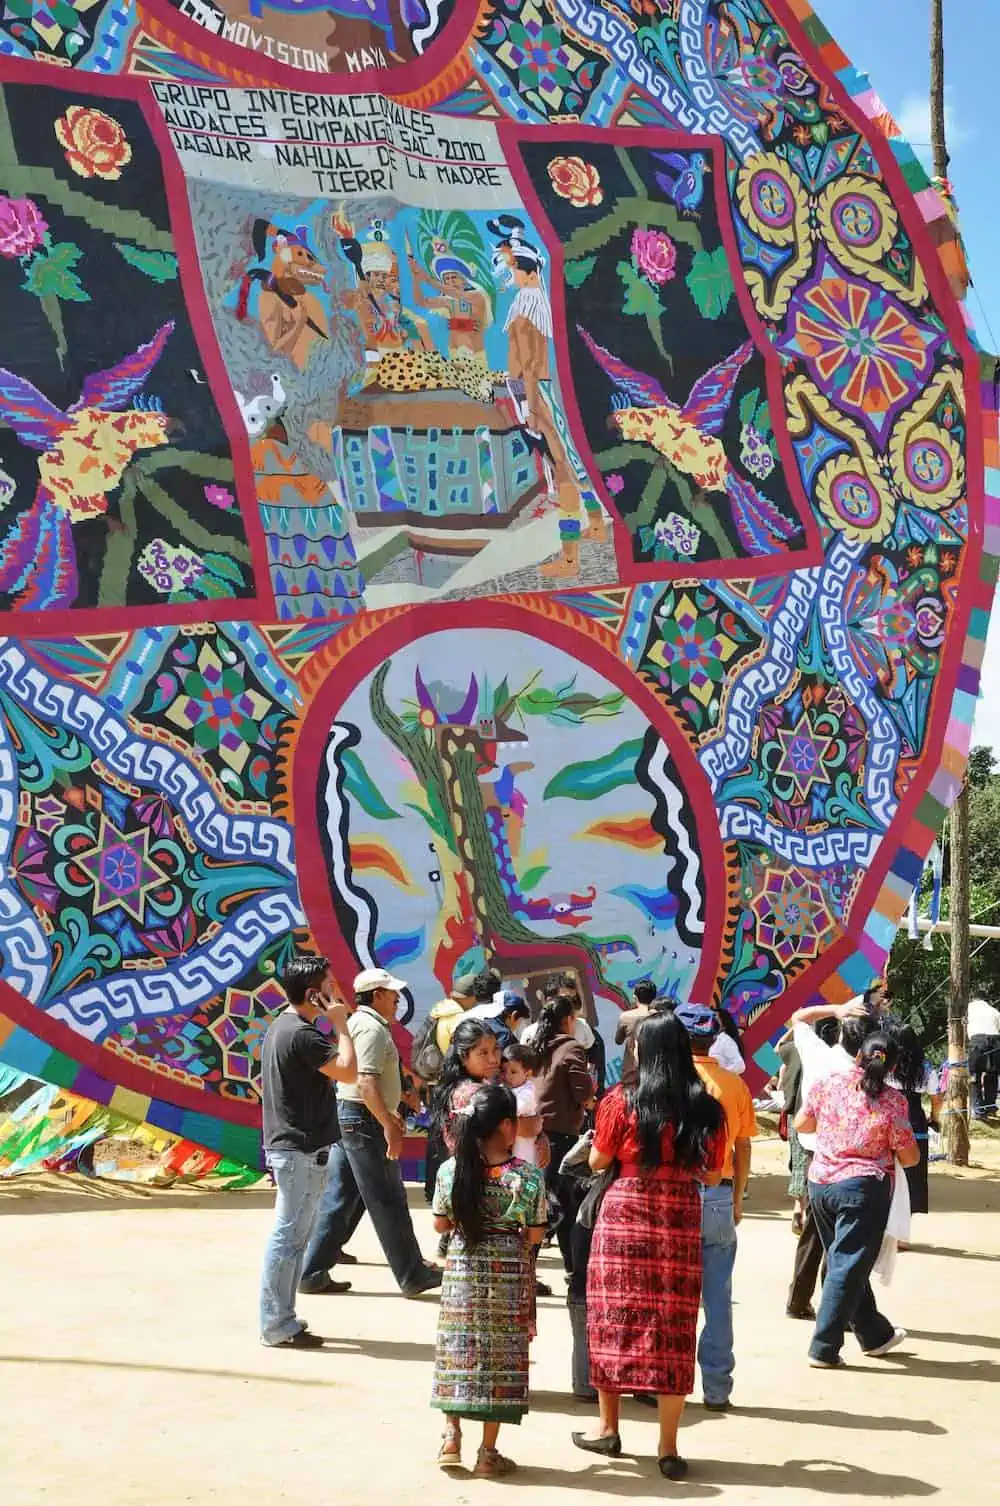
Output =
[{"x1": 411, "y1": 1013, "x2": 445, "y2": 1082}]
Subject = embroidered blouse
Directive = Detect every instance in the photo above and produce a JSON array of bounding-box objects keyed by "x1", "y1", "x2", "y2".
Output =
[{"x1": 804, "y1": 1067, "x2": 917, "y2": 1184}]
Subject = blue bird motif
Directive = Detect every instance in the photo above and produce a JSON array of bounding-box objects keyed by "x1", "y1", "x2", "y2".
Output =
[{"x1": 652, "y1": 151, "x2": 712, "y2": 216}]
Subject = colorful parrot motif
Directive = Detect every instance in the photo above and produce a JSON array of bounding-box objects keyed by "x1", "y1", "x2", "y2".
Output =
[
  {"x1": 578, "y1": 326, "x2": 796, "y2": 555},
  {"x1": 0, "y1": 322, "x2": 175, "y2": 609},
  {"x1": 652, "y1": 150, "x2": 711, "y2": 215}
]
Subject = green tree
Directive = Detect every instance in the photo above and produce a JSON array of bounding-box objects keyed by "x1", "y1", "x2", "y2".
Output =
[{"x1": 887, "y1": 747, "x2": 1000, "y2": 1053}]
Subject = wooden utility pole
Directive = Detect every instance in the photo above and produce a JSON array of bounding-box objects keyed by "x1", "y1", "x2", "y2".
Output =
[
  {"x1": 946, "y1": 779, "x2": 971, "y2": 1163},
  {"x1": 930, "y1": 0, "x2": 950, "y2": 182},
  {"x1": 931, "y1": 0, "x2": 970, "y2": 1163}
]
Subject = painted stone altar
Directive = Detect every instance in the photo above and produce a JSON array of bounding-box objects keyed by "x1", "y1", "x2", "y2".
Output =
[{"x1": 0, "y1": 0, "x2": 991, "y2": 1175}]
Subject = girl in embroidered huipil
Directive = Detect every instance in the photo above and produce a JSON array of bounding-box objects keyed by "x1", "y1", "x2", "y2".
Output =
[
  {"x1": 795, "y1": 1032, "x2": 919, "y2": 1368},
  {"x1": 431, "y1": 1084, "x2": 546, "y2": 1478}
]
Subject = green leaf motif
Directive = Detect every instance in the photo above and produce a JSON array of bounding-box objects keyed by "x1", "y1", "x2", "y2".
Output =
[
  {"x1": 518, "y1": 863, "x2": 551, "y2": 894},
  {"x1": 756, "y1": 399, "x2": 773, "y2": 439},
  {"x1": 23, "y1": 242, "x2": 88, "y2": 304},
  {"x1": 686, "y1": 246, "x2": 734, "y2": 320},
  {"x1": 565, "y1": 255, "x2": 597, "y2": 288},
  {"x1": 115, "y1": 242, "x2": 179, "y2": 283},
  {"x1": 190, "y1": 574, "x2": 236, "y2": 599},
  {"x1": 202, "y1": 551, "x2": 245, "y2": 588},
  {"x1": 544, "y1": 738, "x2": 644, "y2": 801},
  {"x1": 617, "y1": 258, "x2": 664, "y2": 322},
  {"x1": 738, "y1": 388, "x2": 760, "y2": 428},
  {"x1": 342, "y1": 747, "x2": 400, "y2": 821}
]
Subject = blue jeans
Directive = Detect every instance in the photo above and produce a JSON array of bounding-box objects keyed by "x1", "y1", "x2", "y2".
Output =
[
  {"x1": 698, "y1": 1183, "x2": 738, "y2": 1404},
  {"x1": 299, "y1": 1141, "x2": 366, "y2": 1291},
  {"x1": 302, "y1": 1101, "x2": 428, "y2": 1294},
  {"x1": 259, "y1": 1147, "x2": 330, "y2": 1344},
  {"x1": 808, "y1": 1176, "x2": 894, "y2": 1363}
]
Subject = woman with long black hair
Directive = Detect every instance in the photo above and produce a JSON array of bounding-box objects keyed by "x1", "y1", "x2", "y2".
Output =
[
  {"x1": 572, "y1": 1011, "x2": 726, "y2": 1480},
  {"x1": 532, "y1": 994, "x2": 595, "y2": 1271},
  {"x1": 795, "y1": 1032, "x2": 919, "y2": 1368},
  {"x1": 883, "y1": 1019, "x2": 931, "y2": 1217}
]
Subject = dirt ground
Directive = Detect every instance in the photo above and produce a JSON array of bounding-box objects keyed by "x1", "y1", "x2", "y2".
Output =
[{"x1": 2, "y1": 1134, "x2": 998, "y2": 1505}]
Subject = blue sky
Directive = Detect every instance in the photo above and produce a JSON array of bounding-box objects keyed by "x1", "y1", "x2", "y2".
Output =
[{"x1": 819, "y1": 0, "x2": 1000, "y2": 748}]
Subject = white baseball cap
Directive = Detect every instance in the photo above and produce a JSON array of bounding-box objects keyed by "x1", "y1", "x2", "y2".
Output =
[{"x1": 354, "y1": 967, "x2": 407, "y2": 995}]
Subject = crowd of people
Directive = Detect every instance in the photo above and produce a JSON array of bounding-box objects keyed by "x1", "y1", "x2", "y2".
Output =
[{"x1": 258, "y1": 953, "x2": 938, "y2": 1480}]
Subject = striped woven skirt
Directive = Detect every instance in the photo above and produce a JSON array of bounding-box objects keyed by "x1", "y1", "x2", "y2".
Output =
[
  {"x1": 587, "y1": 1175, "x2": 703, "y2": 1396},
  {"x1": 431, "y1": 1229, "x2": 532, "y2": 1422}
]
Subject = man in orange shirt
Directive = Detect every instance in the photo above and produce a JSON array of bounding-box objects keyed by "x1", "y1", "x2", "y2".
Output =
[{"x1": 676, "y1": 1003, "x2": 757, "y2": 1412}]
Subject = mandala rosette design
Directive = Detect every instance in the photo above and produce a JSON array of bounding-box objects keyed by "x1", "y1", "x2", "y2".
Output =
[
  {"x1": 748, "y1": 856, "x2": 842, "y2": 969},
  {"x1": 647, "y1": 592, "x2": 737, "y2": 704},
  {"x1": 815, "y1": 451, "x2": 896, "y2": 544},
  {"x1": 889, "y1": 367, "x2": 966, "y2": 515},
  {"x1": 782, "y1": 255, "x2": 941, "y2": 437}
]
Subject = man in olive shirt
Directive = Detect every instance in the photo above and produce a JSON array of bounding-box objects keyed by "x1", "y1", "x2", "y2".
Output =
[
  {"x1": 259, "y1": 953, "x2": 357, "y2": 1348},
  {"x1": 301, "y1": 968, "x2": 441, "y2": 1298}
]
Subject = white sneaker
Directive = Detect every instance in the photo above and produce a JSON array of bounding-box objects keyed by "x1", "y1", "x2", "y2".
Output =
[
  {"x1": 864, "y1": 1328, "x2": 907, "y2": 1357},
  {"x1": 808, "y1": 1356, "x2": 845, "y2": 1369}
]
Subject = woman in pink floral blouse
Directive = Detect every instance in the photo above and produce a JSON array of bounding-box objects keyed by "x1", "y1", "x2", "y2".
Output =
[{"x1": 794, "y1": 1032, "x2": 919, "y2": 1369}]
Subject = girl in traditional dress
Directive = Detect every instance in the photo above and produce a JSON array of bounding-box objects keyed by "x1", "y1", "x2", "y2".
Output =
[
  {"x1": 432, "y1": 1084, "x2": 547, "y2": 1477},
  {"x1": 573, "y1": 1011, "x2": 726, "y2": 1481}
]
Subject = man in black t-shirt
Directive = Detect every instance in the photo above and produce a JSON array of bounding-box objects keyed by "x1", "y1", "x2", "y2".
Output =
[{"x1": 259, "y1": 953, "x2": 356, "y2": 1348}]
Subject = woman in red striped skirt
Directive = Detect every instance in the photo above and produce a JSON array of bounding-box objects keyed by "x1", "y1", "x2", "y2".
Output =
[{"x1": 573, "y1": 1011, "x2": 726, "y2": 1480}]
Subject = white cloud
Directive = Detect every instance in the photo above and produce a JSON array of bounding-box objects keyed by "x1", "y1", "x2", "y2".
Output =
[{"x1": 894, "y1": 88, "x2": 974, "y2": 168}]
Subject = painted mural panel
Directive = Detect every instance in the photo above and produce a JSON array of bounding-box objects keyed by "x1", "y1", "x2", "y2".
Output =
[
  {"x1": 308, "y1": 621, "x2": 711, "y2": 1038},
  {"x1": 0, "y1": 71, "x2": 263, "y2": 625},
  {"x1": 0, "y1": 0, "x2": 991, "y2": 1171}
]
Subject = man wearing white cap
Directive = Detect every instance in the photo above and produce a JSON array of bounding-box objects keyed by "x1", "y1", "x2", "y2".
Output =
[{"x1": 301, "y1": 968, "x2": 441, "y2": 1298}]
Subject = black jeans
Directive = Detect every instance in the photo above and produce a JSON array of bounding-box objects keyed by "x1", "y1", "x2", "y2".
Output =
[
  {"x1": 545, "y1": 1131, "x2": 584, "y2": 1273},
  {"x1": 808, "y1": 1176, "x2": 894, "y2": 1363},
  {"x1": 301, "y1": 1102, "x2": 428, "y2": 1294},
  {"x1": 788, "y1": 1156, "x2": 824, "y2": 1314},
  {"x1": 969, "y1": 1035, "x2": 1000, "y2": 1117}
]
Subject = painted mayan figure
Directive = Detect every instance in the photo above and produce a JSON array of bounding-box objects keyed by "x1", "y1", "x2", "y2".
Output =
[
  {"x1": 334, "y1": 212, "x2": 433, "y2": 372},
  {"x1": 335, "y1": 211, "x2": 499, "y2": 405},
  {"x1": 235, "y1": 220, "x2": 331, "y2": 372},
  {"x1": 406, "y1": 214, "x2": 495, "y2": 364},
  {"x1": 488, "y1": 215, "x2": 606, "y2": 578}
]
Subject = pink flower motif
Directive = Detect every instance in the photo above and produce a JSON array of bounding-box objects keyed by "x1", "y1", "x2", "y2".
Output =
[
  {"x1": 204, "y1": 485, "x2": 235, "y2": 510},
  {"x1": 631, "y1": 228, "x2": 677, "y2": 285},
  {"x1": 606, "y1": 472, "x2": 625, "y2": 495},
  {"x1": 0, "y1": 196, "x2": 47, "y2": 259}
]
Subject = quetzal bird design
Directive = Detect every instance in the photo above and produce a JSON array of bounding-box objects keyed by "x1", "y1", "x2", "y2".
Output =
[
  {"x1": 577, "y1": 327, "x2": 796, "y2": 555},
  {"x1": 652, "y1": 150, "x2": 711, "y2": 215},
  {"x1": 0, "y1": 322, "x2": 175, "y2": 609}
]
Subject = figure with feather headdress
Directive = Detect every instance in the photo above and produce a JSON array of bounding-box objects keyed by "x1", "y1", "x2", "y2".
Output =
[
  {"x1": 332, "y1": 208, "x2": 433, "y2": 371},
  {"x1": 234, "y1": 218, "x2": 330, "y2": 372},
  {"x1": 407, "y1": 211, "x2": 495, "y2": 364}
]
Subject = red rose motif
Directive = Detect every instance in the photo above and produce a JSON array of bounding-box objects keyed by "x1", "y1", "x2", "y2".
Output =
[
  {"x1": 55, "y1": 106, "x2": 132, "y2": 181},
  {"x1": 0, "y1": 196, "x2": 47, "y2": 259},
  {"x1": 547, "y1": 155, "x2": 603, "y2": 208}
]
